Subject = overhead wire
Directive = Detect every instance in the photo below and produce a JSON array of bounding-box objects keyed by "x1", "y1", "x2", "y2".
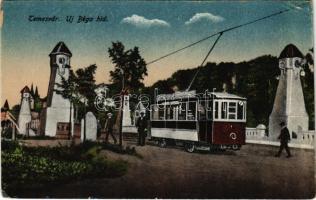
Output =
[
  {"x1": 186, "y1": 32, "x2": 223, "y2": 91},
  {"x1": 146, "y1": 2, "x2": 309, "y2": 91},
  {"x1": 185, "y1": 8, "x2": 292, "y2": 91},
  {"x1": 147, "y1": 2, "x2": 309, "y2": 66}
]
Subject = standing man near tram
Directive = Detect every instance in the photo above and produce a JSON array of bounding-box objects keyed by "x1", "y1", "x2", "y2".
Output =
[
  {"x1": 105, "y1": 112, "x2": 117, "y2": 144},
  {"x1": 136, "y1": 111, "x2": 147, "y2": 146}
]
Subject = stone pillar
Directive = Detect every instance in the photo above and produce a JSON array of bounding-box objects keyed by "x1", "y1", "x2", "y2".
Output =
[
  {"x1": 122, "y1": 95, "x2": 132, "y2": 126},
  {"x1": 269, "y1": 44, "x2": 309, "y2": 141},
  {"x1": 80, "y1": 112, "x2": 97, "y2": 142},
  {"x1": 256, "y1": 124, "x2": 266, "y2": 138}
]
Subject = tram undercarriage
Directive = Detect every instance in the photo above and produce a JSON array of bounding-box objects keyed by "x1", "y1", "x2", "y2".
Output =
[{"x1": 150, "y1": 132, "x2": 242, "y2": 153}]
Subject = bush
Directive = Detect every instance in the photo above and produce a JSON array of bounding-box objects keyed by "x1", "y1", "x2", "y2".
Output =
[
  {"x1": 1, "y1": 128, "x2": 12, "y2": 139},
  {"x1": 1, "y1": 140, "x2": 128, "y2": 197}
]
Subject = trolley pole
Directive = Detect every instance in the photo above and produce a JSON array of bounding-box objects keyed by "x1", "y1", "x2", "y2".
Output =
[
  {"x1": 119, "y1": 94, "x2": 123, "y2": 147},
  {"x1": 83, "y1": 98, "x2": 86, "y2": 141},
  {"x1": 211, "y1": 88, "x2": 216, "y2": 143},
  {"x1": 154, "y1": 88, "x2": 158, "y2": 103},
  {"x1": 313, "y1": 0, "x2": 316, "y2": 188}
]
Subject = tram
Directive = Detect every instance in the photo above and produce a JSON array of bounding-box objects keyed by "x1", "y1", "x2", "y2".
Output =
[{"x1": 150, "y1": 90, "x2": 247, "y2": 152}]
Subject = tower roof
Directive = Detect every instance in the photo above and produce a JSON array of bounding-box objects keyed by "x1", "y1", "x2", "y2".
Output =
[
  {"x1": 35, "y1": 86, "x2": 39, "y2": 97},
  {"x1": 30, "y1": 83, "x2": 34, "y2": 95},
  {"x1": 1, "y1": 100, "x2": 9, "y2": 111},
  {"x1": 20, "y1": 86, "x2": 30, "y2": 94},
  {"x1": 279, "y1": 44, "x2": 304, "y2": 59},
  {"x1": 49, "y1": 41, "x2": 72, "y2": 57}
]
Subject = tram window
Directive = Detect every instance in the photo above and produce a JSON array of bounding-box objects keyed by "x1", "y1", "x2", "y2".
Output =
[
  {"x1": 198, "y1": 101, "x2": 206, "y2": 120},
  {"x1": 228, "y1": 102, "x2": 237, "y2": 119},
  {"x1": 206, "y1": 100, "x2": 213, "y2": 120},
  {"x1": 166, "y1": 106, "x2": 171, "y2": 120},
  {"x1": 221, "y1": 102, "x2": 227, "y2": 119},
  {"x1": 151, "y1": 105, "x2": 159, "y2": 120},
  {"x1": 214, "y1": 101, "x2": 219, "y2": 119},
  {"x1": 178, "y1": 102, "x2": 187, "y2": 120},
  {"x1": 166, "y1": 105, "x2": 177, "y2": 120},
  {"x1": 244, "y1": 103, "x2": 246, "y2": 120},
  {"x1": 173, "y1": 105, "x2": 178, "y2": 120},
  {"x1": 158, "y1": 105, "x2": 165, "y2": 120},
  {"x1": 237, "y1": 102, "x2": 244, "y2": 120},
  {"x1": 187, "y1": 101, "x2": 196, "y2": 120}
]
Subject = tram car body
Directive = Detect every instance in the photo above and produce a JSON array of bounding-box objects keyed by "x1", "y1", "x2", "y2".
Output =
[{"x1": 150, "y1": 90, "x2": 247, "y2": 152}]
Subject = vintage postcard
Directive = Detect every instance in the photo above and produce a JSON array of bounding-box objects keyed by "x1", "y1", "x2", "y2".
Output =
[{"x1": 0, "y1": 0, "x2": 315, "y2": 198}]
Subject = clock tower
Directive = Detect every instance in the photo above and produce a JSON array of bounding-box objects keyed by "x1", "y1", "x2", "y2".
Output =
[
  {"x1": 42, "y1": 41, "x2": 74, "y2": 136},
  {"x1": 269, "y1": 44, "x2": 309, "y2": 140}
]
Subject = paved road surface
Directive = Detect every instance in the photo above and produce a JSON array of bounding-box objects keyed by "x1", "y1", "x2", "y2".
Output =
[{"x1": 17, "y1": 134, "x2": 315, "y2": 198}]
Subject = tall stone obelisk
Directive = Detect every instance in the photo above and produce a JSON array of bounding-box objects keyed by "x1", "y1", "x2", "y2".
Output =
[{"x1": 269, "y1": 44, "x2": 309, "y2": 140}]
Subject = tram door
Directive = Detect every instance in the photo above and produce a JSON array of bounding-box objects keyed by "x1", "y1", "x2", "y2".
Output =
[{"x1": 198, "y1": 100, "x2": 212, "y2": 143}]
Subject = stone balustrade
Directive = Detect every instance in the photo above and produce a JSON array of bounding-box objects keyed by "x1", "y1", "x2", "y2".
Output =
[
  {"x1": 27, "y1": 119, "x2": 40, "y2": 130},
  {"x1": 246, "y1": 124, "x2": 315, "y2": 149}
]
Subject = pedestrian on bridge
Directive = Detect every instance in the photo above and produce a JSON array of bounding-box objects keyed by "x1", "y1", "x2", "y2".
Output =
[{"x1": 275, "y1": 122, "x2": 291, "y2": 158}]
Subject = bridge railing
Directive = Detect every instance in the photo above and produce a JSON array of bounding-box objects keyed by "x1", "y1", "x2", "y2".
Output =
[{"x1": 246, "y1": 125, "x2": 314, "y2": 149}]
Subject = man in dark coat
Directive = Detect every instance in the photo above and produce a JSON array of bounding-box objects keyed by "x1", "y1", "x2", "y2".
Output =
[
  {"x1": 275, "y1": 122, "x2": 291, "y2": 158},
  {"x1": 105, "y1": 113, "x2": 117, "y2": 144},
  {"x1": 136, "y1": 111, "x2": 147, "y2": 146}
]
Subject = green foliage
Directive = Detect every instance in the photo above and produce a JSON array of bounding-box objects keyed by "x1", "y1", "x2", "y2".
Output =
[
  {"x1": 2, "y1": 132, "x2": 26, "y2": 140},
  {"x1": 302, "y1": 49, "x2": 314, "y2": 129},
  {"x1": 1, "y1": 140, "x2": 128, "y2": 197},
  {"x1": 75, "y1": 64, "x2": 98, "y2": 111},
  {"x1": 55, "y1": 64, "x2": 98, "y2": 119},
  {"x1": 32, "y1": 99, "x2": 42, "y2": 113},
  {"x1": 10, "y1": 104, "x2": 20, "y2": 120},
  {"x1": 108, "y1": 41, "x2": 148, "y2": 94},
  {"x1": 55, "y1": 64, "x2": 101, "y2": 140},
  {"x1": 2, "y1": 127, "x2": 12, "y2": 139}
]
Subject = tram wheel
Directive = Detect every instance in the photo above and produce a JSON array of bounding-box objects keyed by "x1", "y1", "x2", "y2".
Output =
[
  {"x1": 159, "y1": 139, "x2": 167, "y2": 148},
  {"x1": 217, "y1": 145, "x2": 226, "y2": 152},
  {"x1": 232, "y1": 144, "x2": 240, "y2": 151},
  {"x1": 184, "y1": 142, "x2": 195, "y2": 153}
]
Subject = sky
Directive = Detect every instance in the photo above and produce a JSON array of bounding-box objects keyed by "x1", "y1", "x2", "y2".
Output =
[{"x1": 1, "y1": 1, "x2": 313, "y2": 106}]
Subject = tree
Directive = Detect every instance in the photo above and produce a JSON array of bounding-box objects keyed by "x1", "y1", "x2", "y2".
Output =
[
  {"x1": 75, "y1": 64, "x2": 98, "y2": 111},
  {"x1": 55, "y1": 69, "x2": 79, "y2": 139},
  {"x1": 10, "y1": 104, "x2": 20, "y2": 120},
  {"x1": 302, "y1": 48, "x2": 314, "y2": 129},
  {"x1": 108, "y1": 41, "x2": 148, "y2": 94}
]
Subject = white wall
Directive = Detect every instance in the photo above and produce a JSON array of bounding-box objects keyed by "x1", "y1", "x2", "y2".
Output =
[{"x1": 45, "y1": 54, "x2": 74, "y2": 136}]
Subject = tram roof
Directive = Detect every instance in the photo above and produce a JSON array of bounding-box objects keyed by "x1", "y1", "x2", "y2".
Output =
[
  {"x1": 209, "y1": 92, "x2": 246, "y2": 100},
  {"x1": 156, "y1": 90, "x2": 196, "y2": 101},
  {"x1": 156, "y1": 91, "x2": 246, "y2": 102}
]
